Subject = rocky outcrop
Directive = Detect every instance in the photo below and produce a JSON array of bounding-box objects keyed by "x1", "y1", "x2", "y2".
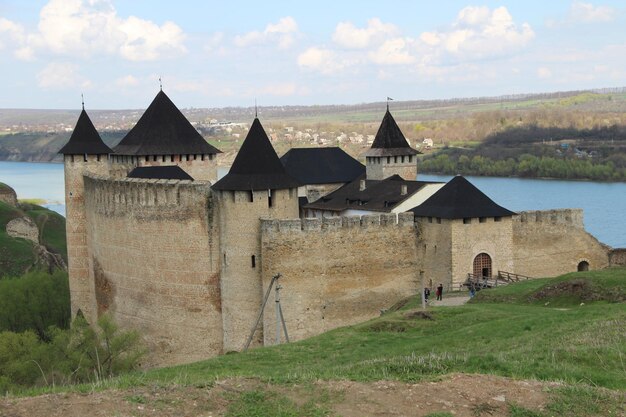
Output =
[
  {"x1": 0, "y1": 183, "x2": 18, "y2": 206},
  {"x1": 6, "y1": 216, "x2": 39, "y2": 243}
]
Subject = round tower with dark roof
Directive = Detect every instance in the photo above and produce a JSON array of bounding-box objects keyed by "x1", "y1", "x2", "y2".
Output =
[
  {"x1": 212, "y1": 118, "x2": 299, "y2": 352},
  {"x1": 59, "y1": 108, "x2": 113, "y2": 322},
  {"x1": 112, "y1": 90, "x2": 222, "y2": 182},
  {"x1": 365, "y1": 109, "x2": 420, "y2": 181}
]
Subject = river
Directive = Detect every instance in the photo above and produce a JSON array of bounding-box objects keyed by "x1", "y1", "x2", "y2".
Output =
[{"x1": 1, "y1": 162, "x2": 624, "y2": 248}]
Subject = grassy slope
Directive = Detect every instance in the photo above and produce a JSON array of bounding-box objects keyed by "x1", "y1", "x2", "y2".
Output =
[
  {"x1": 122, "y1": 268, "x2": 626, "y2": 391},
  {"x1": 0, "y1": 200, "x2": 67, "y2": 277}
]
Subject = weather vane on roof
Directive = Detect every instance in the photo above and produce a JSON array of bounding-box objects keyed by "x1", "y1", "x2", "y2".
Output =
[
  {"x1": 159, "y1": 76, "x2": 163, "y2": 91},
  {"x1": 81, "y1": 93, "x2": 84, "y2": 110},
  {"x1": 387, "y1": 96, "x2": 394, "y2": 111},
  {"x1": 255, "y1": 98, "x2": 258, "y2": 118}
]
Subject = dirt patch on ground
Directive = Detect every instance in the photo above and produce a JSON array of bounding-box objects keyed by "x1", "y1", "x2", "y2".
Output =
[
  {"x1": 0, "y1": 373, "x2": 565, "y2": 417},
  {"x1": 528, "y1": 278, "x2": 626, "y2": 303}
]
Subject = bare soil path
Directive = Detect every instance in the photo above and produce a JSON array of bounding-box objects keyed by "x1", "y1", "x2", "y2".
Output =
[{"x1": 0, "y1": 374, "x2": 565, "y2": 417}]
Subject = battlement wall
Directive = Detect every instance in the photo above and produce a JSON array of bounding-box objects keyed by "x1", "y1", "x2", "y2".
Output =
[
  {"x1": 512, "y1": 208, "x2": 609, "y2": 277},
  {"x1": 260, "y1": 211, "x2": 418, "y2": 345},
  {"x1": 513, "y1": 209, "x2": 584, "y2": 228},
  {"x1": 261, "y1": 212, "x2": 415, "y2": 234},
  {"x1": 82, "y1": 175, "x2": 222, "y2": 366}
]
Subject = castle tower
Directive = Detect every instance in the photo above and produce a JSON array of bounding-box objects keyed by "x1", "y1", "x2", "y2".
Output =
[
  {"x1": 365, "y1": 109, "x2": 420, "y2": 180},
  {"x1": 59, "y1": 108, "x2": 113, "y2": 322},
  {"x1": 113, "y1": 90, "x2": 222, "y2": 182},
  {"x1": 212, "y1": 118, "x2": 299, "y2": 352}
]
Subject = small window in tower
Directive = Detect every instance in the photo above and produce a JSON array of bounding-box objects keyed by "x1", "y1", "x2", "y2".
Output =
[
  {"x1": 463, "y1": 218, "x2": 472, "y2": 224},
  {"x1": 162, "y1": 155, "x2": 166, "y2": 162},
  {"x1": 437, "y1": 217, "x2": 442, "y2": 224},
  {"x1": 170, "y1": 155, "x2": 174, "y2": 162},
  {"x1": 268, "y1": 189, "x2": 273, "y2": 207},
  {"x1": 401, "y1": 156, "x2": 405, "y2": 163},
  {"x1": 223, "y1": 253, "x2": 227, "y2": 265},
  {"x1": 251, "y1": 255, "x2": 256, "y2": 268},
  {"x1": 428, "y1": 217, "x2": 433, "y2": 223},
  {"x1": 387, "y1": 156, "x2": 391, "y2": 164},
  {"x1": 97, "y1": 154, "x2": 101, "y2": 161},
  {"x1": 70, "y1": 155, "x2": 74, "y2": 162},
  {"x1": 408, "y1": 155, "x2": 412, "y2": 163},
  {"x1": 194, "y1": 154, "x2": 198, "y2": 160},
  {"x1": 494, "y1": 216, "x2": 502, "y2": 222},
  {"x1": 153, "y1": 155, "x2": 157, "y2": 161},
  {"x1": 394, "y1": 156, "x2": 398, "y2": 163},
  {"x1": 248, "y1": 190, "x2": 254, "y2": 202},
  {"x1": 201, "y1": 154, "x2": 205, "y2": 161},
  {"x1": 83, "y1": 154, "x2": 87, "y2": 162},
  {"x1": 479, "y1": 217, "x2": 486, "y2": 223}
]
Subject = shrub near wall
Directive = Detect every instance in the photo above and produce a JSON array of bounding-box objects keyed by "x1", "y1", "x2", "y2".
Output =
[{"x1": 0, "y1": 270, "x2": 70, "y2": 340}]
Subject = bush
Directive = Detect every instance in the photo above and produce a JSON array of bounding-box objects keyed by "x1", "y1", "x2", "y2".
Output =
[
  {"x1": 0, "y1": 270, "x2": 70, "y2": 340},
  {"x1": 0, "y1": 314, "x2": 145, "y2": 392}
]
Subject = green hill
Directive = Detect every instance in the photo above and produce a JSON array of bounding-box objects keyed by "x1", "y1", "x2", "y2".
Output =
[{"x1": 0, "y1": 192, "x2": 66, "y2": 278}]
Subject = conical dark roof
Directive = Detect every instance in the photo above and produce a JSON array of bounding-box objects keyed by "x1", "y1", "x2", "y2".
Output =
[
  {"x1": 365, "y1": 109, "x2": 419, "y2": 157},
  {"x1": 114, "y1": 90, "x2": 221, "y2": 156},
  {"x1": 411, "y1": 176, "x2": 515, "y2": 219},
  {"x1": 280, "y1": 147, "x2": 364, "y2": 185},
  {"x1": 212, "y1": 118, "x2": 299, "y2": 191},
  {"x1": 58, "y1": 110, "x2": 113, "y2": 155}
]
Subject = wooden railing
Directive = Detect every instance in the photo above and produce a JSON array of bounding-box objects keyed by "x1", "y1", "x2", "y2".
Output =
[{"x1": 462, "y1": 270, "x2": 533, "y2": 290}]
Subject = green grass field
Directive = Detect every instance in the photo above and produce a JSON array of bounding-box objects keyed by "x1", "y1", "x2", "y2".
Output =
[{"x1": 13, "y1": 267, "x2": 621, "y2": 416}]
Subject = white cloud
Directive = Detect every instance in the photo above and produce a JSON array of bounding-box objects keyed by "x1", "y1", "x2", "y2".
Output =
[
  {"x1": 3, "y1": 0, "x2": 186, "y2": 61},
  {"x1": 332, "y1": 18, "x2": 398, "y2": 49},
  {"x1": 368, "y1": 38, "x2": 415, "y2": 65},
  {"x1": 418, "y1": 6, "x2": 535, "y2": 62},
  {"x1": 569, "y1": 1, "x2": 614, "y2": 23},
  {"x1": 37, "y1": 62, "x2": 91, "y2": 90},
  {"x1": 0, "y1": 17, "x2": 25, "y2": 51},
  {"x1": 115, "y1": 75, "x2": 139, "y2": 87},
  {"x1": 234, "y1": 17, "x2": 298, "y2": 49},
  {"x1": 297, "y1": 47, "x2": 349, "y2": 74}
]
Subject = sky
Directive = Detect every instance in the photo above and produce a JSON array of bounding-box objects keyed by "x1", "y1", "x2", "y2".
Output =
[{"x1": 0, "y1": 0, "x2": 625, "y2": 109}]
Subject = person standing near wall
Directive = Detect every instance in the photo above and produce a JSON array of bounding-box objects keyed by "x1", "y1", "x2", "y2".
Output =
[
  {"x1": 436, "y1": 283, "x2": 443, "y2": 301},
  {"x1": 424, "y1": 287, "x2": 431, "y2": 303}
]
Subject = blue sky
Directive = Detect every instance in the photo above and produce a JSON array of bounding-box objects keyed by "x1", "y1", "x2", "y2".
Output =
[{"x1": 1, "y1": 0, "x2": 625, "y2": 109}]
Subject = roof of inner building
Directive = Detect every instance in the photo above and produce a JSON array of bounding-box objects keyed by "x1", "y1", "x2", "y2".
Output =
[
  {"x1": 410, "y1": 175, "x2": 516, "y2": 219},
  {"x1": 280, "y1": 147, "x2": 365, "y2": 185}
]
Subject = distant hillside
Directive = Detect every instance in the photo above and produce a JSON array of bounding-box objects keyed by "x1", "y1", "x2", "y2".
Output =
[{"x1": 0, "y1": 183, "x2": 67, "y2": 277}]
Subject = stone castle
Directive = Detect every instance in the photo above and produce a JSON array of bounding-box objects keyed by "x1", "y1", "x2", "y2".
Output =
[{"x1": 60, "y1": 90, "x2": 614, "y2": 366}]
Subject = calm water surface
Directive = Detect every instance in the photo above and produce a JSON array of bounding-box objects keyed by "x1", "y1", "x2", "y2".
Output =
[{"x1": 0, "y1": 162, "x2": 624, "y2": 247}]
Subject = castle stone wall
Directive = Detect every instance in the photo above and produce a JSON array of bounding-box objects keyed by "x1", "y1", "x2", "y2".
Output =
[
  {"x1": 366, "y1": 157, "x2": 417, "y2": 181},
  {"x1": 260, "y1": 212, "x2": 418, "y2": 345},
  {"x1": 83, "y1": 175, "x2": 222, "y2": 366},
  {"x1": 415, "y1": 218, "x2": 453, "y2": 290},
  {"x1": 609, "y1": 249, "x2": 626, "y2": 266},
  {"x1": 451, "y1": 217, "x2": 514, "y2": 288},
  {"x1": 64, "y1": 155, "x2": 111, "y2": 323},
  {"x1": 512, "y1": 209, "x2": 609, "y2": 277},
  {"x1": 218, "y1": 188, "x2": 299, "y2": 352}
]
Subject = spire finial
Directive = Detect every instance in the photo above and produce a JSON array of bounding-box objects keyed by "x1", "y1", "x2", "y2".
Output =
[
  {"x1": 159, "y1": 76, "x2": 162, "y2": 91},
  {"x1": 255, "y1": 98, "x2": 258, "y2": 118},
  {"x1": 81, "y1": 93, "x2": 84, "y2": 110},
  {"x1": 386, "y1": 96, "x2": 393, "y2": 111}
]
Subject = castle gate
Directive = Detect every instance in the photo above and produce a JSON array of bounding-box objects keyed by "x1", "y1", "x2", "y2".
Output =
[{"x1": 473, "y1": 253, "x2": 492, "y2": 278}]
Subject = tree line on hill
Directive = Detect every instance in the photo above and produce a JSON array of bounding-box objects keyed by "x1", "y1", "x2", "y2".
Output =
[{"x1": 420, "y1": 125, "x2": 626, "y2": 181}]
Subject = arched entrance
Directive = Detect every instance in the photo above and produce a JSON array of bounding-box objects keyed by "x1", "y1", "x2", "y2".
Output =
[
  {"x1": 577, "y1": 261, "x2": 589, "y2": 272},
  {"x1": 473, "y1": 253, "x2": 492, "y2": 278}
]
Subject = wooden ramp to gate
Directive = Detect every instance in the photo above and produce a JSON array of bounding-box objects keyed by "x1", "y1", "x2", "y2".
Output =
[{"x1": 462, "y1": 270, "x2": 533, "y2": 289}]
